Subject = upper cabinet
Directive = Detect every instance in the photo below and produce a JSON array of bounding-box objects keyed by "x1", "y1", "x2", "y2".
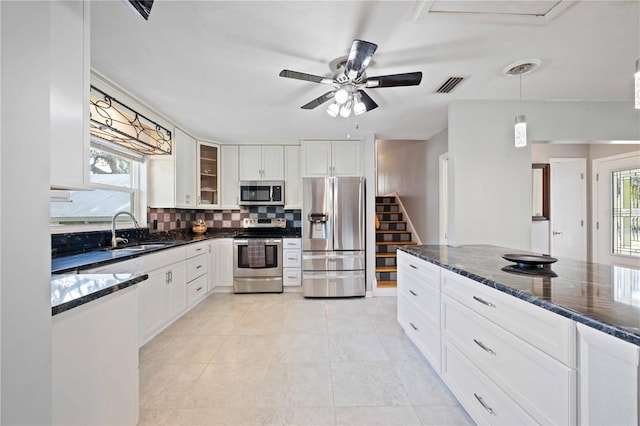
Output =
[
  {"x1": 196, "y1": 141, "x2": 220, "y2": 208},
  {"x1": 174, "y1": 128, "x2": 197, "y2": 208},
  {"x1": 301, "y1": 140, "x2": 362, "y2": 177},
  {"x1": 148, "y1": 127, "x2": 198, "y2": 208},
  {"x1": 239, "y1": 145, "x2": 284, "y2": 181},
  {"x1": 219, "y1": 145, "x2": 239, "y2": 209},
  {"x1": 50, "y1": 0, "x2": 90, "y2": 189}
]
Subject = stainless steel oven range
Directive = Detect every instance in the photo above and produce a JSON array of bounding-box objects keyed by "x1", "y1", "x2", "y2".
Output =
[{"x1": 232, "y1": 218, "x2": 285, "y2": 293}]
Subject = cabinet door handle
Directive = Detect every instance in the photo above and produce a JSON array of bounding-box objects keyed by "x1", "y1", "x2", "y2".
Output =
[
  {"x1": 473, "y1": 338, "x2": 496, "y2": 356},
  {"x1": 409, "y1": 289, "x2": 418, "y2": 296},
  {"x1": 196, "y1": 265, "x2": 202, "y2": 269},
  {"x1": 409, "y1": 322, "x2": 418, "y2": 331},
  {"x1": 196, "y1": 286, "x2": 203, "y2": 292},
  {"x1": 196, "y1": 248, "x2": 203, "y2": 252},
  {"x1": 473, "y1": 296, "x2": 495, "y2": 308},
  {"x1": 165, "y1": 271, "x2": 169, "y2": 284},
  {"x1": 474, "y1": 393, "x2": 495, "y2": 416},
  {"x1": 409, "y1": 264, "x2": 418, "y2": 269}
]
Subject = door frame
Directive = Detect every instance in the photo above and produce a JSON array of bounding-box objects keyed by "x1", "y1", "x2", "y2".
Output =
[
  {"x1": 591, "y1": 151, "x2": 640, "y2": 265},
  {"x1": 549, "y1": 157, "x2": 587, "y2": 261}
]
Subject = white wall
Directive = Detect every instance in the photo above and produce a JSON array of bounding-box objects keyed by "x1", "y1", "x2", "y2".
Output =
[
  {"x1": 362, "y1": 134, "x2": 377, "y2": 294},
  {"x1": 448, "y1": 100, "x2": 640, "y2": 250},
  {"x1": 1, "y1": 2, "x2": 53, "y2": 424}
]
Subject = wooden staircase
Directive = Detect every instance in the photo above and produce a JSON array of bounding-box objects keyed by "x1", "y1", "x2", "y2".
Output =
[{"x1": 375, "y1": 195, "x2": 417, "y2": 288}]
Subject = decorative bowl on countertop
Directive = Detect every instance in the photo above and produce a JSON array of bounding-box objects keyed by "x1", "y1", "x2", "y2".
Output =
[
  {"x1": 192, "y1": 220, "x2": 207, "y2": 234},
  {"x1": 502, "y1": 253, "x2": 557, "y2": 269}
]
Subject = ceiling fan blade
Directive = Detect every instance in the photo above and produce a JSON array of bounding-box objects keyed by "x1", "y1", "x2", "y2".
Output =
[
  {"x1": 357, "y1": 90, "x2": 378, "y2": 111},
  {"x1": 344, "y1": 40, "x2": 378, "y2": 81},
  {"x1": 279, "y1": 70, "x2": 335, "y2": 85},
  {"x1": 365, "y1": 71, "x2": 423, "y2": 88},
  {"x1": 301, "y1": 91, "x2": 336, "y2": 109}
]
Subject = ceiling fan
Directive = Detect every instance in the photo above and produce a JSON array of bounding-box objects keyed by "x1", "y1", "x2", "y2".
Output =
[{"x1": 279, "y1": 39, "x2": 422, "y2": 118}]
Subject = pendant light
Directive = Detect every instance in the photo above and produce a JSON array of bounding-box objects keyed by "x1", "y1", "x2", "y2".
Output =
[
  {"x1": 502, "y1": 59, "x2": 541, "y2": 148},
  {"x1": 635, "y1": 59, "x2": 640, "y2": 109},
  {"x1": 514, "y1": 74, "x2": 527, "y2": 148}
]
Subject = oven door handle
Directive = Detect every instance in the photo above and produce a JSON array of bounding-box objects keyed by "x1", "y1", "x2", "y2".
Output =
[{"x1": 234, "y1": 239, "x2": 282, "y2": 245}]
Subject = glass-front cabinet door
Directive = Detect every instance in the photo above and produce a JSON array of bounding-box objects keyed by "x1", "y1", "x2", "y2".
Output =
[{"x1": 197, "y1": 141, "x2": 220, "y2": 208}]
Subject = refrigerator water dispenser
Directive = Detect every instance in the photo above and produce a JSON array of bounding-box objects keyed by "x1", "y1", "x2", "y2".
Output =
[{"x1": 308, "y1": 213, "x2": 329, "y2": 239}]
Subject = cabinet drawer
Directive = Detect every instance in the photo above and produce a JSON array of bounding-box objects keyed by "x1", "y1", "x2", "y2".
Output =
[
  {"x1": 397, "y1": 264, "x2": 440, "y2": 327},
  {"x1": 283, "y1": 238, "x2": 301, "y2": 249},
  {"x1": 187, "y1": 275, "x2": 207, "y2": 305},
  {"x1": 442, "y1": 338, "x2": 538, "y2": 426},
  {"x1": 442, "y1": 295, "x2": 575, "y2": 425},
  {"x1": 397, "y1": 251, "x2": 440, "y2": 291},
  {"x1": 186, "y1": 254, "x2": 207, "y2": 282},
  {"x1": 283, "y1": 249, "x2": 301, "y2": 268},
  {"x1": 441, "y1": 269, "x2": 575, "y2": 366},
  {"x1": 398, "y1": 293, "x2": 440, "y2": 372},
  {"x1": 283, "y1": 268, "x2": 301, "y2": 286},
  {"x1": 186, "y1": 241, "x2": 209, "y2": 259}
]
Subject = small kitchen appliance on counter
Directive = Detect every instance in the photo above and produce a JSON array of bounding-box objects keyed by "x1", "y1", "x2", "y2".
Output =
[
  {"x1": 232, "y1": 217, "x2": 287, "y2": 293},
  {"x1": 302, "y1": 176, "x2": 365, "y2": 297}
]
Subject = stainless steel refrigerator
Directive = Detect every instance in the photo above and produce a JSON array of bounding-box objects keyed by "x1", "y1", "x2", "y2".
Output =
[{"x1": 302, "y1": 176, "x2": 365, "y2": 297}]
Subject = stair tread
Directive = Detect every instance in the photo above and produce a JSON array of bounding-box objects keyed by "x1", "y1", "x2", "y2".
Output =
[
  {"x1": 376, "y1": 252, "x2": 397, "y2": 258},
  {"x1": 376, "y1": 230, "x2": 411, "y2": 233},
  {"x1": 376, "y1": 241, "x2": 417, "y2": 245},
  {"x1": 377, "y1": 280, "x2": 397, "y2": 289},
  {"x1": 376, "y1": 266, "x2": 397, "y2": 273},
  {"x1": 377, "y1": 220, "x2": 407, "y2": 223}
]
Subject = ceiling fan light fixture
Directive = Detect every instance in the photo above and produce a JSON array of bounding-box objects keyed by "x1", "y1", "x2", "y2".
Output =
[
  {"x1": 339, "y1": 100, "x2": 353, "y2": 118},
  {"x1": 335, "y1": 88, "x2": 349, "y2": 104},
  {"x1": 353, "y1": 94, "x2": 366, "y2": 115},
  {"x1": 327, "y1": 102, "x2": 340, "y2": 117}
]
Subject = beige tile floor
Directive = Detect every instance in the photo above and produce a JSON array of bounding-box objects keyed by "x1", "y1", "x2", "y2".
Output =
[{"x1": 139, "y1": 292, "x2": 474, "y2": 425}]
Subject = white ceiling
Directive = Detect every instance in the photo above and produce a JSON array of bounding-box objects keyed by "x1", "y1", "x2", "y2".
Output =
[{"x1": 90, "y1": 0, "x2": 640, "y2": 144}]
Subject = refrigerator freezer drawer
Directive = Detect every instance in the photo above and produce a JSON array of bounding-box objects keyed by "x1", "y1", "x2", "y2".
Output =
[
  {"x1": 302, "y1": 271, "x2": 365, "y2": 297},
  {"x1": 302, "y1": 251, "x2": 365, "y2": 271}
]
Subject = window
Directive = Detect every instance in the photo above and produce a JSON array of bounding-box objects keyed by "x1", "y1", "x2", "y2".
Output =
[
  {"x1": 50, "y1": 140, "x2": 146, "y2": 231},
  {"x1": 612, "y1": 168, "x2": 640, "y2": 257}
]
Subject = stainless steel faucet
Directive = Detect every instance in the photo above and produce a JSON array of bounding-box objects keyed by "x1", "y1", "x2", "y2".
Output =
[{"x1": 111, "y1": 211, "x2": 139, "y2": 248}]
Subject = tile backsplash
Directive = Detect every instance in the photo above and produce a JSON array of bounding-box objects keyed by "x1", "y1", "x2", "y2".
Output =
[{"x1": 148, "y1": 206, "x2": 302, "y2": 232}]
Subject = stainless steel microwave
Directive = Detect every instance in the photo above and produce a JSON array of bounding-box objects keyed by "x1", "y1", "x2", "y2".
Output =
[{"x1": 239, "y1": 181, "x2": 285, "y2": 206}]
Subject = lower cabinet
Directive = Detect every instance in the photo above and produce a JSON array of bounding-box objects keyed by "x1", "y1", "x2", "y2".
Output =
[
  {"x1": 213, "y1": 238, "x2": 234, "y2": 288},
  {"x1": 186, "y1": 240, "x2": 210, "y2": 305},
  {"x1": 283, "y1": 238, "x2": 301, "y2": 287},
  {"x1": 53, "y1": 286, "x2": 139, "y2": 425},
  {"x1": 577, "y1": 323, "x2": 640, "y2": 425},
  {"x1": 397, "y1": 252, "x2": 579, "y2": 426}
]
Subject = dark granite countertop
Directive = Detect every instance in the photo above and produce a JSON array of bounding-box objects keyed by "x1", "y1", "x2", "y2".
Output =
[
  {"x1": 399, "y1": 245, "x2": 640, "y2": 346},
  {"x1": 51, "y1": 273, "x2": 148, "y2": 316}
]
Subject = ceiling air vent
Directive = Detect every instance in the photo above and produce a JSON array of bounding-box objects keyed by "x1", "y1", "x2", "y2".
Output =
[{"x1": 434, "y1": 77, "x2": 464, "y2": 94}]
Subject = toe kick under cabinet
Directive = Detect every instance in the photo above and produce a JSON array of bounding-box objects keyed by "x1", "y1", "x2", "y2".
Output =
[{"x1": 397, "y1": 252, "x2": 577, "y2": 425}]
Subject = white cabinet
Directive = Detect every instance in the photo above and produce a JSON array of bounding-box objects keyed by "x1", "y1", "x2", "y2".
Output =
[
  {"x1": 148, "y1": 128, "x2": 197, "y2": 208},
  {"x1": 50, "y1": 0, "x2": 90, "y2": 190},
  {"x1": 439, "y1": 269, "x2": 576, "y2": 426},
  {"x1": 301, "y1": 140, "x2": 362, "y2": 177},
  {"x1": 283, "y1": 238, "x2": 301, "y2": 287},
  {"x1": 284, "y1": 145, "x2": 302, "y2": 208},
  {"x1": 53, "y1": 286, "x2": 138, "y2": 426},
  {"x1": 577, "y1": 323, "x2": 640, "y2": 425},
  {"x1": 197, "y1": 141, "x2": 220, "y2": 208},
  {"x1": 396, "y1": 251, "x2": 441, "y2": 372},
  {"x1": 239, "y1": 145, "x2": 284, "y2": 181},
  {"x1": 175, "y1": 128, "x2": 197, "y2": 208},
  {"x1": 213, "y1": 238, "x2": 234, "y2": 288},
  {"x1": 186, "y1": 241, "x2": 209, "y2": 305},
  {"x1": 220, "y1": 145, "x2": 239, "y2": 209},
  {"x1": 139, "y1": 246, "x2": 187, "y2": 345}
]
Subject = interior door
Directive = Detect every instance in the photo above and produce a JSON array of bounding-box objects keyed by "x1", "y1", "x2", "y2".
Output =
[
  {"x1": 550, "y1": 158, "x2": 587, "y2": 261},
  {"x1": 593, "y1": 152, "x2": 640, "y2": 267}
]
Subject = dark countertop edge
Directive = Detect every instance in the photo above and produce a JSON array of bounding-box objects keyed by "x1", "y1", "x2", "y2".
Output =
[
  {"x1": 51, "y1": 274, "x2": 148, "y2": 316},
  {"x1": 398, "y1": 246, "x2": 640, "y2": 347}
]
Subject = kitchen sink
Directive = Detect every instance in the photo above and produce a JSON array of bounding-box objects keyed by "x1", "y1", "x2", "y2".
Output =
[{"x1": 109, "y1": 242, "x2": 177, "y2": 253}]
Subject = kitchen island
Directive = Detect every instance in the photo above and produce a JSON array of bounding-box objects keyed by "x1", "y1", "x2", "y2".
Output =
[{"x1": 397, "y1": 244, "x2": 640, "y2": 426}]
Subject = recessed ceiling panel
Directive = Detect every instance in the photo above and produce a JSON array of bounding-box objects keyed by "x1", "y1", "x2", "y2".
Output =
[{"x1": 430, "y1": 0, "x2": 563, "y2": 16}]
